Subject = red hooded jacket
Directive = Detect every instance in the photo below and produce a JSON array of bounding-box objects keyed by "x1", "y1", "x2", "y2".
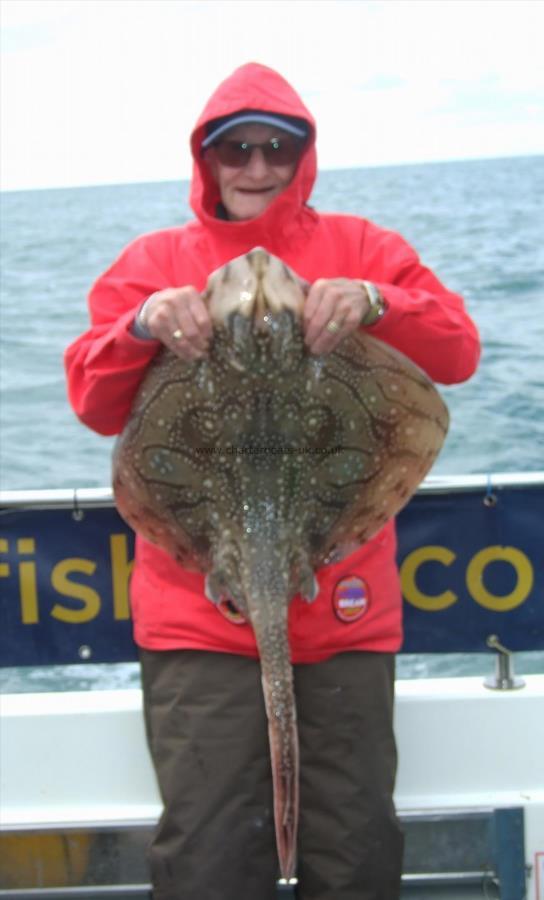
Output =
[{"x1": 65, "y1": 63, "x2": 480, "y2": 661}]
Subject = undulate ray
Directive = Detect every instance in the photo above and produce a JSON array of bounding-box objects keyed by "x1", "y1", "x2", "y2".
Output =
[{"x1": 113, "y1": 247, "x2": 449, "y2": 878}]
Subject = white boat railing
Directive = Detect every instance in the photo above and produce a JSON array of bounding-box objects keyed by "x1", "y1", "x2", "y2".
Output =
[{"x1": 1, "y1": 471, "x2": 543, "y2": 509}]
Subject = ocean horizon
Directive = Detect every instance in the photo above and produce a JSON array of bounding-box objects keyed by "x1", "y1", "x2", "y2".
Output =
[{"x1": 2, "y1": 151, "x2": 542, "y2": 195}]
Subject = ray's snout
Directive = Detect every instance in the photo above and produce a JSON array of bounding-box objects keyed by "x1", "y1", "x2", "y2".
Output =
[
  {"x1": 247, "y1": 246, "x2": 271, "y2": 274},
  {"x1": 206, "y1": 248, "x2": 305, "y2": 325}
]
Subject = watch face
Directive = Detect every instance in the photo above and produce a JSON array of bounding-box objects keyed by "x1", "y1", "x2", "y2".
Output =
[{"x1": 361, "y1": 282, "x2": 386, "y2": 325}]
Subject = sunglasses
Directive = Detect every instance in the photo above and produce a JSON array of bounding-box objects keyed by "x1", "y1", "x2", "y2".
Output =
[{"x1": 210, "y1": 136, "x2": 304, "y2": 168}]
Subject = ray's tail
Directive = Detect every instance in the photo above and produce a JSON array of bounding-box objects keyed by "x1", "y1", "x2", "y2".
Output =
[{"x1": 250, "y1": 605, "x2": 299, "y2": 880}]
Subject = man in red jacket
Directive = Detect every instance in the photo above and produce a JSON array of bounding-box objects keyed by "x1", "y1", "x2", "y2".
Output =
[{"x1": 65, "y1": 63, "x2": 480, "y2": 900}]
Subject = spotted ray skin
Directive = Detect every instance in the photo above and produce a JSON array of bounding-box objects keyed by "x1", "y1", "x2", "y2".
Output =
[{"x1": 113, "y1": 248, "x2": 449, "y2": 879}]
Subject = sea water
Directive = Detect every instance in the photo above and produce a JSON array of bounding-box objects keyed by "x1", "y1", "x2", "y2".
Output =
[{"x1": 1, "y1": 155, "x2": 543, "y2": 690}]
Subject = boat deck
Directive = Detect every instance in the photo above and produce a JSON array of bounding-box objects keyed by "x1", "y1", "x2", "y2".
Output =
[{"x1": 1, "y1": 676, "x2": 542, "y2": 899}]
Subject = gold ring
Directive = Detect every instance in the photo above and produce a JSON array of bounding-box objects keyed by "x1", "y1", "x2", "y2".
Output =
[
  {"x1": 326, "y1": 320, "x2": 341, "y2": 334},
  {"x1": 172, "y1": 328, "x2": 184, "y2": 340}
]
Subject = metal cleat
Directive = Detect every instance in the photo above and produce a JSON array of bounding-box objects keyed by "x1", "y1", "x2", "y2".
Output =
[{"x1": 484, "y1": 634, "x2": 526, "y2": 690}]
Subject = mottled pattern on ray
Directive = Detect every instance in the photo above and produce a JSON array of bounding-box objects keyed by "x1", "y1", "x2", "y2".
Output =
[{"x1": 113, "y1": 248, "x2": 449, "y2": 878}]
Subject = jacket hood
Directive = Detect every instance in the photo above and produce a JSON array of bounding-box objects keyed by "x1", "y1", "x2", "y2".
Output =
[{"x1": 189, "y1": 63, "x2": 317, "y2": 244}]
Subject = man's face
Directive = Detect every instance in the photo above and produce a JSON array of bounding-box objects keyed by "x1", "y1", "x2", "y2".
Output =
[{"x1": 205, "y1": 123, "x2": 302, "y2": 221}]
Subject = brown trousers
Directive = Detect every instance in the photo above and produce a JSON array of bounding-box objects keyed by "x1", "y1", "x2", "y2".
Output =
[{"x1": 140, "y1": 649, "x2": 403, "y2": 900}]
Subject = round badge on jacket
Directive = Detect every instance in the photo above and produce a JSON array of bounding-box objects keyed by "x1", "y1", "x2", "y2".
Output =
[{"x1": 332, "y1": 575, "x2": 371, "y2": 623}]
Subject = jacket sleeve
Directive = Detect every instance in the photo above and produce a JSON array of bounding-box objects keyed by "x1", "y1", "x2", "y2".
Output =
[
  {"x1": 360, "y1": 221, "x2": 481, "y2": 384},
  {"x1": 64, "y1": 234, "x2": 173, "y2": 436}
]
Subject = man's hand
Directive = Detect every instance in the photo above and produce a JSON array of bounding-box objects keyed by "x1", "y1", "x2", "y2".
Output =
[
  {"x1": 302, "y1": 278, "x2": 371, "y2": 355},
  {"x1": 137, "y1": 287, "x2": 213, "y2": 359}
]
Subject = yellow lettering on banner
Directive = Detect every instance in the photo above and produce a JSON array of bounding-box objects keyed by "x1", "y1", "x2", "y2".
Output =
[
  {"x1": 51, "y1": 559, "x2": 100, "y2": 623},
  {"x1": 17, "y1": 538, "x2": 35, "y2": 554},
  {"x1": 17, "y1": 539, "x2": 39, "y2": 624},
  {"x1": 20, "y1": 562, "x2": 39, "y2": 623},
  {"x1": 110, "y1": 534, "x2": 133, "y2": 620},
  {"x1": 401, "y1": 545, "x2": 457, "y2": 610},
  {"x1": 0, "y1": 538, "x2": 10, "y2": 579},
  {"x1": 467, "y1": 546, "x2": 533, "y2": 611}
]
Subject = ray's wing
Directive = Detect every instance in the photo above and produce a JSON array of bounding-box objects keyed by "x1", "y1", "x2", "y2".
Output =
[
  {"x1": 292, "y1": 330, "x2": 449, "y2": 565},
  {"x1": 113, "y1": 352, "x2": 225, "y2": 570}
]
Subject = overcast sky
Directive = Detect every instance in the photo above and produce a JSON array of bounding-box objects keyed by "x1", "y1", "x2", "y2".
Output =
[{"x1": 1, "y1": 0, "x2": 543, "y2": 191}]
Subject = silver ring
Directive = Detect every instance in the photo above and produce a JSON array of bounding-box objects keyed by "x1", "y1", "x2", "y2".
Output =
[
  {"x1": 326, "y1": 320, "x2": 341, "y2": 334},
  {"x1": 172, "y1": 328, "x2": 184, "y2": 340}
]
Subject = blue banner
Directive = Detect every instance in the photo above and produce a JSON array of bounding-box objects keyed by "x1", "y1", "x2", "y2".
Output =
[
  {"x1": 1, "y1": 484, "x2": 542, "y2": 666},
  {"x1": 396, "y1": 486, "x2": 543, "y2": 653}
]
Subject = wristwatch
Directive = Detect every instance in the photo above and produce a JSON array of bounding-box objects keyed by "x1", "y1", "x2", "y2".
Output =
[
  {"x1": 360, "y1": 281, "x2": 386, "y2": 326},
  {"x1": 131, "y1": 296, "x2": 156, "y2": 341}
]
